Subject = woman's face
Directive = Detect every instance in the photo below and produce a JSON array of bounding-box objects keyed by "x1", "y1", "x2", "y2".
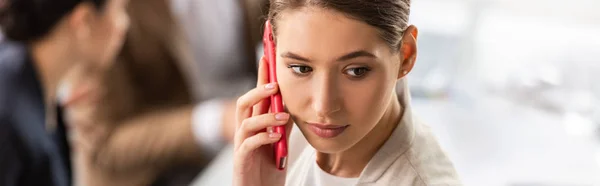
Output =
[
  {"x1": 78, "y1": 0, "x2": 129, "y2": 69},
  {"x1": 276, "y1": 7, "x2": 402, "y2": 153}
]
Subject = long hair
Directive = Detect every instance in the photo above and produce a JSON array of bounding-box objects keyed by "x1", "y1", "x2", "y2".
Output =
[{"x1": 97, "y1": 0, "x2": 193, "y2": 122}]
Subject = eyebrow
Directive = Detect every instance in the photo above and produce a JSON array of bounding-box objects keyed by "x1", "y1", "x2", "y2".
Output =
[
  {"x1": 281, "y1": 50, "x2": 376, "y2": 62},
  {"x1": 281, "y1": 52, "x2": 311, "y2": 62},
  {"x1": 336, "y1": 50, "x2": 376, "y2": 62}
]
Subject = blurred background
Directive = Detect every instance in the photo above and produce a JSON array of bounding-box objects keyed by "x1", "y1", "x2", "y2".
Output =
[{"x1": 406, "y1": 0, "x2": 600, "y2": 185}]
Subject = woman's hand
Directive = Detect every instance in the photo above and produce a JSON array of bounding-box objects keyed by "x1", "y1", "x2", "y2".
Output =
[
  {"x1": 62, "y1": 65, "x2": 108, "y2": 155},
  {"x1": 233, "y1": 57, "x2": 293, "y2": 186},
  {"x1": 63, "y1": 67, "x2": 157, "y2": 186}
]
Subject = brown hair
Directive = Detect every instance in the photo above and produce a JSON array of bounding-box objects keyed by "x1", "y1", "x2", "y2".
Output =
[
  {"x1": 98, "y1": 0, "x2": 192, "y2": 123},
  {"x1": 268, "y1": 0, "x2": 411, "y2": 51}
]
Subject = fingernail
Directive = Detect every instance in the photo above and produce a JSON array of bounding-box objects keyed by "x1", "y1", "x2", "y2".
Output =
[
  {"x1": 269, "y1": 133, "x2": 282, "y2": 138},
  {"x1": 265, "y1": 83, "x2": 275, "y2": 90},
  {"x1": 275, "y1": 113, "x2": 289, "y2": 121}
]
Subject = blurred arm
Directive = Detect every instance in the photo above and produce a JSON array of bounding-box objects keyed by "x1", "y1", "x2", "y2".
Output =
[
  {"x1": 91, "y1": 106, "x2": 204, "y2": 173},
  {"x1": 90, "y1": 99, "x2": 237, "y2": 174}
]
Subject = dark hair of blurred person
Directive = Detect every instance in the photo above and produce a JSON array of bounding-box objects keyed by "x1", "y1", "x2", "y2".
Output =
[{"x1": 0, "y1": 0, "x2": 129, "y2": 185}]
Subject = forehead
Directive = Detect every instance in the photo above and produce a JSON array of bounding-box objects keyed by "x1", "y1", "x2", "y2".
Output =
[{"x1": 275, "y1": 7, "x2": 390, "y2": 61}]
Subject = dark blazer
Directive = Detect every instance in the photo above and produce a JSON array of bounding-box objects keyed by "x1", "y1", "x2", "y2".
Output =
[{"x1": 0, "y1": 41, "x2": 71, "y2": 186}]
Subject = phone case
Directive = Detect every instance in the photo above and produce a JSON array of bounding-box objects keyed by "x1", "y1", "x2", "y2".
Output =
[{"x1": 263, "y1": 20, "x2": 288, "y2": 170}]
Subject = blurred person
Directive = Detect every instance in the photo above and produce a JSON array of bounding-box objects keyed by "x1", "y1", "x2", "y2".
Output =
[
  {"x1": 66, "y1": 0, "x2": 276, "y2": 185},
  {"x1": 233, "y1": 0, "x2": 461, "y2": 185},
  {"x1": 65, "y1": 0, "x2": 245, "y2": 185},
  {"x1": 168, "y1": 0, "x2": 272, "y2": 144},
  {"x1": 66, "y1": 0, "x2": 197, "y2": 185},
  {"x1": 0, "y1": 0, "x2": 129, "y2": 185}
]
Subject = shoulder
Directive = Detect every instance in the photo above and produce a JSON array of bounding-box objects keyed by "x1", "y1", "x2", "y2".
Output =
[
  {"x1": 0, "y1": 41, "x2": 28, "y2": 73},
  {"x1": 0, "y1": 41, "x2": 28, "y2": 117},
  {"x1": 368, "y1": 118, "x2": 462, "y2": 186},
  {"x1": 397, "y1": 119, "x2": 462, "y2": 185}
]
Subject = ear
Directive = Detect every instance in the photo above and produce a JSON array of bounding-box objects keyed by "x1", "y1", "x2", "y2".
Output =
[
  {"x1": 67, "y1": 3, "x2": 95, "y2": 40},
  {"x1": 397, "y1": 25, "x2": 418, "y2": 79}
]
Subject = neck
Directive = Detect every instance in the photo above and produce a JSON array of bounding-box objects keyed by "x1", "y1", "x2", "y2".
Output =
[
  {"x1": 316, "y1": 94, "x2": 403, "y2": 178},
  {"x1": 30, "y1": 35, "x2": 75, "y2": 107}
]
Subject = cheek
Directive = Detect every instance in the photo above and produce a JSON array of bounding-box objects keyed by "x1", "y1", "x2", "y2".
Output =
[
  {"x1": 343, "y1": 71, "x2": 395, "y2": 125},
  {"x1": 277, "y1": 67, "x2": 309, "y2": 114}
]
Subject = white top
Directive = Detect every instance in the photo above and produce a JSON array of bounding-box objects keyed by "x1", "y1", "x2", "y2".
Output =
[
  {"x1": 301, "y1": 147, "x2": 360, "y2": 186},
  {"x1": 191, "y1": 99, "x2": 226, "y2": 155}
]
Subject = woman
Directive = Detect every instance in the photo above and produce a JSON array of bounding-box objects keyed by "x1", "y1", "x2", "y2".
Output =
[
  {"x1": 0, "y1": 0, "x2": 129, "y2": 185},
  {"x1": 233, "y1": 0, "x2": 461, "y2": 185}
]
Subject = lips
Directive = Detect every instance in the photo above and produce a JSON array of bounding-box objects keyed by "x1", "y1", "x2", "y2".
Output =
[{"x1": 306, "y1": 123, "x2": 349, "y2": 138}]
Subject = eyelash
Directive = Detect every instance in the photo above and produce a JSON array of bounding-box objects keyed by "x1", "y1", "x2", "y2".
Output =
[
  {"x1": 287, "y1": 65, "x2": 313, "y2": 77},
  {"x1": 344, "y1": 67, "x2": 372, "y2": 78},
  {"x1": 286, "y1": 64, "x2": 371, "y2": 79}
]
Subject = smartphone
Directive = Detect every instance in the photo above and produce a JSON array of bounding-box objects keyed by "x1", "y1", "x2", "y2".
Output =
[{"x1": 263, "y1": 20, "x2": 288, "y2": 170}]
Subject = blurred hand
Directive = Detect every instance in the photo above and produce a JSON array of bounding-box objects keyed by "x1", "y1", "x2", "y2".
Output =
[
  {"x1": 233, "y1": 57, "x2": 293, "y2": 186},
  {"x1": 222, "y1": 99, "x2": 237, "y2": 142},
  {"x1": 62, "y1": 65, "x2": 108, "y2": 154},
  {"x1": 64, "y1": 66, "x2": 157, "y2": 186}
]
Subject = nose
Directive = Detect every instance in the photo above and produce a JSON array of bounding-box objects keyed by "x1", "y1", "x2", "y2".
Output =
[{"x1": 311, "y1": 74, "x2": 341, "y2": 118}]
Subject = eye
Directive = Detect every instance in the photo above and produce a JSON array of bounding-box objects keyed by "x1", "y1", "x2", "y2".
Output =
[
  {"x1": 344, "y1": 67, "x2": 371, "y2": 78},
  {"x1": 288, "y1": 65, "x2": 313, "y2": 75}
]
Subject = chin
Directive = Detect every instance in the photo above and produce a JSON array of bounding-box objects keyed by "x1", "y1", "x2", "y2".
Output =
[
  {"x1": 310, "y1": 143, "x2": 349, "y2": 154},
  {"x1": 299, "y1": 128, "x2": 356, "y2": 154}
]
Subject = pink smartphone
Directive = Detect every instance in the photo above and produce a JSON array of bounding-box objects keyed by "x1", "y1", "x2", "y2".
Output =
[{"x1": 263, "y1": 20, "x2": 288, "y2": 170}]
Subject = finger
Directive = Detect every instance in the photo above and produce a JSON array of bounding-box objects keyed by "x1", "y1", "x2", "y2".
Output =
[
  {"x1": 257, "y1": 55, "x2": 269, "y2": 86},
  {"x1": 66, "y1": 107, "x2": 92, "y2": 130},
  {"x1": 67, "y1": 107, "x2": 107, "y2": 146},
  {"x1": 235, "y1": 132, "x2": 282, "y2": 159},
  {"x1": 72, "y1": 123, "x2": 110, "y2": 155},
  {"x1": 63, "y1": 83, "x2": 94, "y2": 107},
  {"x1": 234, "y1": 113, "x2": 289, "y2": 147},
  {"x1": 235, "y1": 83, "x2": 279, "y2": 129},
  {"x1": 72, "y1": 131, "x2": 94, "y2": 153},
  {"x1": 281, "y1": 107, "x2": 295, "y2": 141},
  {"x1": 253, "y1": 56, "x2": 270, "y2": 117},
  {"x1": 63, "y1": 75, "x2": 102, "y2": 107},
  {"x1": 254, "y1": 98, "x2": 271, "y2": 118}
]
